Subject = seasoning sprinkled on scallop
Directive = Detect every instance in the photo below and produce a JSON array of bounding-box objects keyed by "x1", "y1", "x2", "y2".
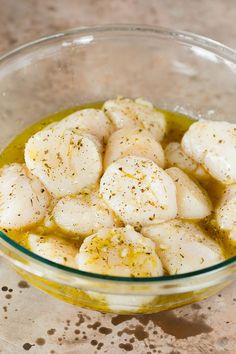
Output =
[
  {"x1": 76, "y1": 226, "x2": 163, "y2": 276},
  {"x1": 52, "y1": 108, "x2": 114, "y2": 143},
  {"x1": 100, "y1": 156, "x2": 177, "y2": 227},
  {"x1": 166, "y1": 167, "x2": 212, "y2": 219},
  {"x1": 103, "y1": 97, "x2": 166, "y2": 141},
  {"x1": 28, "y1": 233, "x2": 78, "y2": 268},
  {"x1": 142, "y1": 220, "x2": 224, "y2": 275},
  {"x1": 216, "y1": 184, "x2": 236, "y2": 231},
  {"x1": 25, "y1": 127, "x2": 102, "y2": 198},
  {"x1": 104, "y1": 127, "x2": 165, "y2": 169},
  {"x1": 165, "y1": 142, "x2": 208, "y2": 180},
  {"x1": 0, "y1": 163, "x2": 49, "y2": 229},
  {"x1": 182, "y1": 119, "x2": 236, "y2": 184},
  {"x1": 53, "y1": 191, "x2": 118, "y2": 236}
]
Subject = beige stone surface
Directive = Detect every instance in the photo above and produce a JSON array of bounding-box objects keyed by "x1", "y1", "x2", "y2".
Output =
[
  {"x1": 0, "y1": 1, "x2": 236, "y2": 353},
  {"x1": 0, "y1": 257, "x2": 236, "y2": 354}
]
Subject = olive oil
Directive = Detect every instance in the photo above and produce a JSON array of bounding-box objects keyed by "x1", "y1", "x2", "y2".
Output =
[{"x1": 0, "y1": 103, "x2": 235, "y2": 260}]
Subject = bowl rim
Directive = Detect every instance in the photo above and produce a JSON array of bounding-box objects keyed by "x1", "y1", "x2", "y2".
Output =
[
  {"x1": 1, "y1": 23, "x2": 236, "y2": 62},
  {"x1": 1, "y1": 230, "x2": 236, "y2": 283},
  {"x1": 0, "y1": 24, "x2": 236, "y2": 283}
]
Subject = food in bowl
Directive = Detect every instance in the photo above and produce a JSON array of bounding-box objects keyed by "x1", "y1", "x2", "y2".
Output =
[{"x1": 0, "y1": 97, "x2": 235, "y2": 279}]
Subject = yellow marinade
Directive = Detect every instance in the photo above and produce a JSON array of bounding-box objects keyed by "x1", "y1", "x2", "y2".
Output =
[{"x1": 0, "y1": 103, "x2": 235, "y2": 260}]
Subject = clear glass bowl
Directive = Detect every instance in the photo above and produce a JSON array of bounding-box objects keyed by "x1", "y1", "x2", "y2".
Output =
[{"x1": 0, "y1": 25, "x2": 236, "y2": 314}]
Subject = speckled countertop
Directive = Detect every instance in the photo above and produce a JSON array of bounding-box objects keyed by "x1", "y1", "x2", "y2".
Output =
[{"x1": 0, "y1": 1, "x2": 236, "y2": 353}]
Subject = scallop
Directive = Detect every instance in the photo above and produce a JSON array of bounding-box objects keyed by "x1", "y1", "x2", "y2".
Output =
[
  {"x1": 104, "y1": 127, "x2": 165, "y2": 169},
  {"x1": 53, "y1": 108, "x2": 114, "y2": 143},
  {"x1": 166, "y1": 167, "x2": 212, "y2": 219},
  {"x1": 165, "y1": 142, "x2": 208, "y2": 180},
  {"x1": 100, "y1": 156, "x2": 177, "y2": 227},
  {"x1": 0, "y1": 163, "x2": 49, "y2": 229},
  {"x1": 182, "y1": 119, "x2": 236, "y2": 184},
  {"x1": 142, "y1": 220, "x2": 224, "y2": 275},
  {"x1": 103, "y1": 97, "x2": 166, "y2": 141},
  {"x1": 216, "y1": 184, "x2": 236, "y2": 231},
  {"x1": 25, "y1": 126, "x2": 102, "y2": 198},
  {"x1": 79, "y1": 225, "x2": 163, "y2": 312},
  {"x1": 28, "y1": 233, "x2": 78, "y2": 267},
  {"x1": 76, "y1": 226, "x2": 163, "y2": 277},
  {"x1": 228, "y1": 229, "x2": 236, "y2": 244},
  {"x1": 53, "y1": 191, "x2": 117, "y2": 236}
]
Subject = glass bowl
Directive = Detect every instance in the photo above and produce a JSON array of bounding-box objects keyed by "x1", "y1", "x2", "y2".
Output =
[{"x1": 0, "y1": 25, "x2": 236, "y2": 314}]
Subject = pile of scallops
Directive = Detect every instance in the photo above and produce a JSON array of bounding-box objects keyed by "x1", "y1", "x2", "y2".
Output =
[{"x1": 1, "y1": 97, "x2": 236, "y2": 277}]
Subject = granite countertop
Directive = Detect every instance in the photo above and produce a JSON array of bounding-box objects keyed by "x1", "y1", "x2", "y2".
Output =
[{"x1": 0, "y1": 1, "x2": 236, "y2": 353}]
